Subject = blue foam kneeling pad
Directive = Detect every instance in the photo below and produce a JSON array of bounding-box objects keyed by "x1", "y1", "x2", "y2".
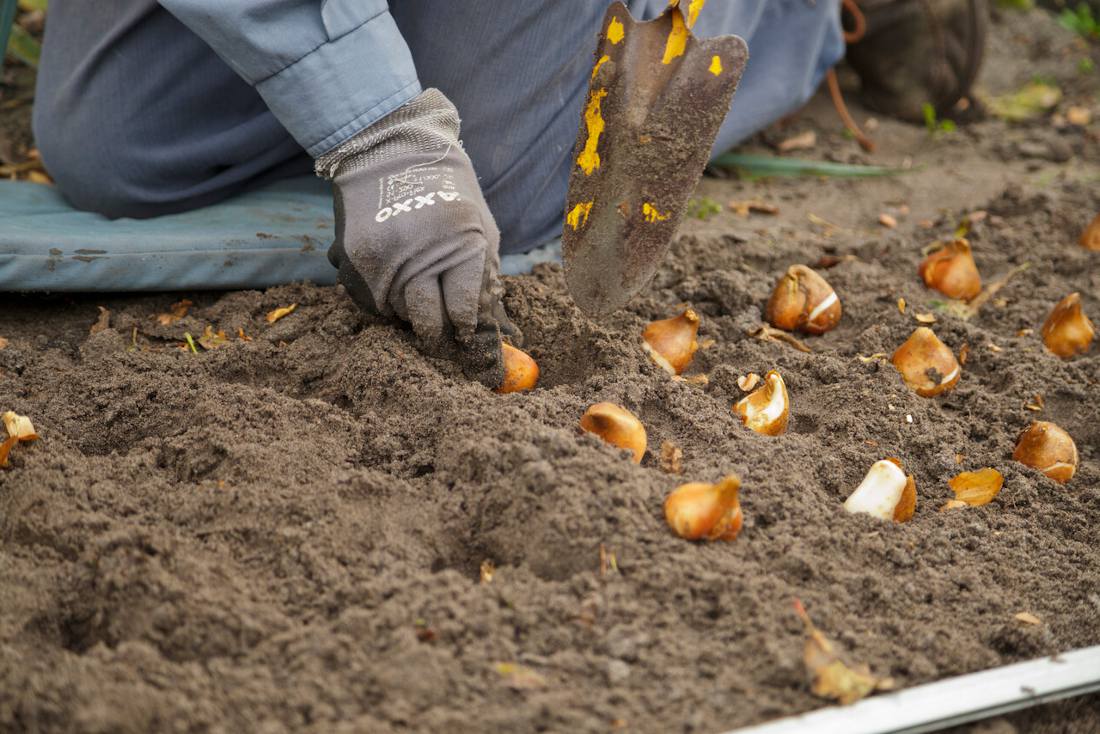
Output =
[{"x1": 0, "y1": 178, "x2": 560, "y2": 292}]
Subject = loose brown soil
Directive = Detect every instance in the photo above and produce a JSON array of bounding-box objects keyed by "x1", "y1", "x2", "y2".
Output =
[{"x1": 2, "y1": 7, "x2": 1099, "y2": 734}]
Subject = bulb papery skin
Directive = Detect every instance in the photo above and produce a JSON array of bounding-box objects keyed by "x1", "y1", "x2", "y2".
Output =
[
  {"x1": 765, "y1": 265, "x2": 842, "y2": 335},
  {"x1": 579, "y1": 402, "x2": 647, "y2": 464},
  {"x1": 892, "y1": 327, "x2": 961, "y2": 397},
  {"x1": 844, "y1": 459, "x2": 916, "y2": 522},
  {"x1": 642, "y1": 309, "x2": 700, "y2": 375},
  {"x1": 1081, "y1": 214, "x2": 1100, "y2": 251},
  {"x1": 1013, "y1": 421, "x2": 1078, "y2": 484},
  {"x1": 664, "y1": 476, "x2": 743, "y2": 541},
  {"x1": 496, "y1": 343, "x2": 539, "y2": 393},
  {"x1": 1042, "y1": 293, "x2": 1094, "y2": 359},
  {"x1": 918, "y1": 238, "x2": 982, "y2": 301},
  {"x1": 733, "y1": 371, "x2": 790, "y2": 436}
]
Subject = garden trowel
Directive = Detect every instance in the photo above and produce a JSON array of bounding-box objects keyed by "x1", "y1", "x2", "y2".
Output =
[{"x1": 562, "y1": 0, "x2": 747, "y2": 317}]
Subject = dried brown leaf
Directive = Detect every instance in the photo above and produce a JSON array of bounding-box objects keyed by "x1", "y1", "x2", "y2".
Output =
[
  {"x1": 266, "y1": 303, "x2": 298, "y2": 324},
  {"x1": 197, "y1": 325, "x2": 230, "y2": 351},
  {"x1": 794, "y1": 599, "x2": 891, "y2": 705},
  {"x1": 776, "y1": 129, "x2": 817, "y2": 152},
  {"x1": 156, "y1": 299, "x2": 193, "y2": 326},
  {"x1": 493, "y1": 662, "x2": 547, "y2": 690},
  {"x1": 89, "y1": 306, "x2": 110, "y2": 335},
  {"x1": 659, "y1": 441, "x2": 684, "y2": 474},
  {"x1": 750, "y1": 325, "x2": 812, "y2": 353}
]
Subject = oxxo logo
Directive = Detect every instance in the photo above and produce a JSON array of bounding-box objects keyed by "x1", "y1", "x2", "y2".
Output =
[{"x1": 375, "y1": 190, "x2": 462, "y2": 222}]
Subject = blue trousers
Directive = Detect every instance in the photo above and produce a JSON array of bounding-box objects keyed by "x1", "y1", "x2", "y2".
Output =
[{"x1": 33, "y1": 1, "x2": 843, "y2": 256}]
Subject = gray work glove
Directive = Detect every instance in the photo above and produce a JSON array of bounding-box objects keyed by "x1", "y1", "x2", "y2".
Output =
[{"x1": 316, "y1": 88, "x2": 519, "y2": 388}]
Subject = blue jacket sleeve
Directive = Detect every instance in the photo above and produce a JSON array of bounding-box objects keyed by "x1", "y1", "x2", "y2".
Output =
[{"x1": 157, "y1": 0, "x2": 422, "y2": 158}]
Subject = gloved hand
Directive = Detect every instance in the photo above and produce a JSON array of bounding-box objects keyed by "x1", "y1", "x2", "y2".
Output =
[{"x1": 315, "y1": 88, "x2": 519, "y2": 388}]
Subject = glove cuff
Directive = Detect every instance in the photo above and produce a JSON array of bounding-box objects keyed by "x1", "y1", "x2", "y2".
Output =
[{"x1": 314, "y1": 88, "x2": 461, "y2": 180}]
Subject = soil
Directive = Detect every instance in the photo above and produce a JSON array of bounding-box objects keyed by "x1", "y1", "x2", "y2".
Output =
[{"x1": 2, "y1": 6, "x2": 1099, "y2": 734}]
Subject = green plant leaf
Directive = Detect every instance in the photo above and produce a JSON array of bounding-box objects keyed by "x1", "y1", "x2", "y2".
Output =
[
  {"x1": 17, "y1": 0, "x2": 47, "y2": 11},
  {"x1": 712, "y1": 153, "x2": 907, "y2": 179},
  {"x1": 985, "y1": 81, "x2": 1062, "y2": 121},
  {"x1": 6, "y1": 23, "x2": 39, "y2": 67}
]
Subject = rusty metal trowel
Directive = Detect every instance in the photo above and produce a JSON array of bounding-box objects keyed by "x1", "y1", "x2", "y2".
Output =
[{"x1": 562, "y1": 0, "x2": 747, "y2": 317}]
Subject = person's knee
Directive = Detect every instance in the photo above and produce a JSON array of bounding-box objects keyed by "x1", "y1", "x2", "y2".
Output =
[{"x1": 33, "y1": 101, "x2": 158, "y2": 219}]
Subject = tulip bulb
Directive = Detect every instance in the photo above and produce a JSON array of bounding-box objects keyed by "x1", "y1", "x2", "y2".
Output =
[
  {"x1": 664, "y1": 475, "x2": 743, "y2": 541},
  {"x1": 733, "y1": 370, "x2": 790, "y2": 436},
  {"x1": 918, "y1": 238, "x2": 982, "y2": 301},
  {"x1": 844, "y1": 458, "x2": 916, "y2": 522},
  {"x1": 1081, "y1": 214, "x2": 1100, "y2": 252},
  {"x1": 1013, "y1": 421, "x2": 1078, "y2": 484},
  {"x1": 1041, "y1": 293, "x2": 1094, "y2": 359},
  {"x1": 580, "y1": 402, "x2": 647, "y2": 464},
  {"x1": 497, "y1": 343, "x2": 539, "y2": 393},
  {"x1": 766, "y1": 265, "x2": 842, "y2": 335},
  {"x1": 642, "y1": 308, "x2": 700, "y2": 375},
  {"x1": 891, "y1": 327, "x2": 961, "y2": 397}
]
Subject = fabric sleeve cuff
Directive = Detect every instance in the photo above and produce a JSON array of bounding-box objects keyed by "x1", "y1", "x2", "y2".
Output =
[{"x1": 254, "y1": 10, "x2": 422, "y2": 158}]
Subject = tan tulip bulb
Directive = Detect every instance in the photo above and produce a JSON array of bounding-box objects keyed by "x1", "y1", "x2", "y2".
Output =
[
  {"x1": 1041, "y1": 293, "x2": 1094, "y2": 359},
  {"x1": 580, "y1": 402, "x2": 647, "y2": 464},
  {"x1": 918, "y1": 238, "x2": 982, "y2": 301},
  {"x1": 766, "y1": 265, "x2": 842, "y2": 335},
  {"x1": 1080, "y1": 214, "x2": 1100, "y2": 251},
  {"x1": 664, "y1": 475, "x2": 743, "y2": 541},
  {"x1": 1013, "y1": 421, "x2": 1078, "y2": 484},
  {"x1": 843, "y1": 459, "x2": 916, "y2": 522},
  {"x1": 496, "y1": 343, "x2": 540, "y2": 393},
  {"x1": 642, "y1": 308, "x2": 700, "y2": 375},
  {"x1": 891, "y1": 327, "x2": 961, "y2": 397},
  {"x1": 733, "y1": 370, "x2": 790, "y2": 436}
]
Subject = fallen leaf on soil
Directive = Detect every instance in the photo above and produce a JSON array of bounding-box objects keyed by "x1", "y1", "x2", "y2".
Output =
[
  {"x1": 794, "y1": 599, "x2": 893, "y2": 705},
  {"x1": 879, "y1": 213, "x2": 897, "y2": 229},
  {"x1": 480, "y1": 560, "x2": 495, "y2": 585},
  {"x1": 948, "y1": 468, "x2": 1004, "y2": 507},
  {"x1": 659, "y1": 441, "x2": 683, "y2": 474},
  {"x1": 777, "y1": 130, "x2": 817, "y2": 152},
  {"x1": 986, "y1": 81, "x2": 1062, "y2": 122},
  {"x1": 0, "y1": 411, "x2": 40, "y2": 468},
  {"x1": 599, "y1": 543, "x2": 619, "y2": 576},
  {"x1": 494, "y1": 662, "x2": 547, "y2": 690},
  {"x1": 857, "y1": 353, "x2": 887, "y2": 363},
  {"x1": 750, "y1": 325, "x2": 812, "y2": 353},
  {"x1": 1014, "y1": 612, "x2": 1042, "y2": 626},
  {"x1": 88, "y1": 306, "x2": 110, "y2": 335},
  {"x1": 729, "y1": 200, "x2": 779, "y2": 217},
  {"x1": 237, "y1": 328, "x2": 253, "y2": 342},
  {"x1": 266, "y1": 304, "x2": 298, "y2": 323},
  {"x1": 914, "y1": 312, "x2": 937, "y2": 324},
  {"x1": 156, "y1": 299, "x2": 193, "y2": 326},
  {"x1": 1066, "y1": 106, "x2": 1091, "y2": 126},
  {"x1": 198, "y1": 326, "x2": 230, "y2": 350},
  {"x1": 738, "y1": 373, "x2": 761, "y2": 391}
]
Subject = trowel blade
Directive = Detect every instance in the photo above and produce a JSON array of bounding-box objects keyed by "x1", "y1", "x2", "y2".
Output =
[{"x1": 562, "y1": 1, "x2": 747, "y2": 317}]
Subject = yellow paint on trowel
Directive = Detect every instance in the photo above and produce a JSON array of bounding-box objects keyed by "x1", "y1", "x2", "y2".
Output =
[
  {"x1": 576, "y1": 89, "x2": 609, "y2": 175},
  {"x1": 686, "y1": 0, "x2": 706, "y2": 28},
  {"x1": 607, "y1": 17, "x2": 625, "y2": 44},
  {"x1": 591, "y1": 54, "x2": 610, "y2": 80},
  {"x1": 642, "y1": 203, "x2": 670, "y2": 222},
  {"x1": 662, "y1": 10, "x2": 688, "y2": 64},
  {"x1": 567, "y1": 201, "x2": 594, "y2": 230},
  {"x1": 709, "y1": 55, "x2": 723, "y2": 76}
]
